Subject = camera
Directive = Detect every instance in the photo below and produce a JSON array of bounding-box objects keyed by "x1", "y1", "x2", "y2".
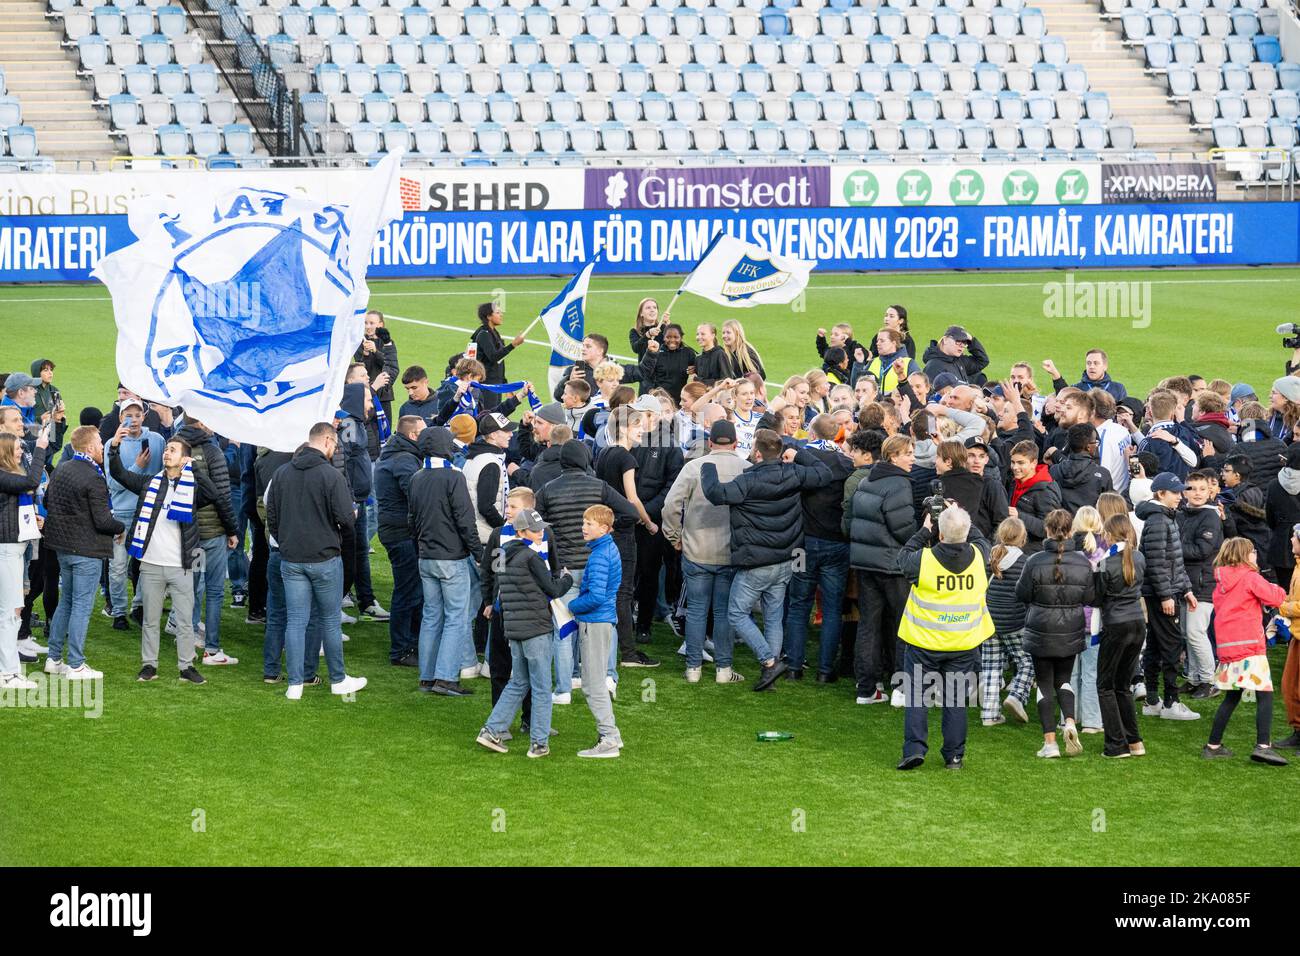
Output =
[
  {"x1": 923, "y1": 479, "x2": 946, "y2": 525},
  {"x1": 1278, "y1": 323, "x2": 1300, "y2": 350}
]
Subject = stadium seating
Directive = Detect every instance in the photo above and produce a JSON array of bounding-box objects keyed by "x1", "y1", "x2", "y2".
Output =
[
  {"x1": 82, "y1": 0, "x2": 1141, "y2": 161},
  {"x1": 0, "y1": 75, "x2": 46, "y2": 165}
]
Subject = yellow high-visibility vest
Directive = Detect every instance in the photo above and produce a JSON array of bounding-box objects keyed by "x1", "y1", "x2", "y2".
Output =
[
  {"x1": 898, "y1": 549, "x2": 995, "y2": 652},
  {"x1": 865, "y1": 355, "x2": 912, "y2": 393}
]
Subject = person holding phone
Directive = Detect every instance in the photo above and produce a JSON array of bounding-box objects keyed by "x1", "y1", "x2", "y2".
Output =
[{"x1": 105, "y1": 400, "x2": 166, "y2": 630}]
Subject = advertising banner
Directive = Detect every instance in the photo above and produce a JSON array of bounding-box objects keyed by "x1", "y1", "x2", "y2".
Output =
[
  {"x1": 1100, "y1": 162, "x2": 1217, "y2": 204},
  {"x1": 584, "y1": 165, "x2": 830, "y2": 210},
  {"x1": 1, "y1": 203, "x2": 1294, "y2": 282},
  {"x1": 830, "y1": 163, "x2": 1101, "y2": 207}
]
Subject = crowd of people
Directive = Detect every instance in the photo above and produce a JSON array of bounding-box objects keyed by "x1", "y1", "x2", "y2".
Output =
[{"x1": 2, "y1": 305, "x2": 1300, "y2": 768}]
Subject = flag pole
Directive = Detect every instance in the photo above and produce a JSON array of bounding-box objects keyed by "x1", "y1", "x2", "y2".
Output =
[
  {"x1": 664, "y1": 228, "x2": 724, "y2": 320},
  {"x1": 518, "y1": 314, "x2": 544, "y2": 338}
]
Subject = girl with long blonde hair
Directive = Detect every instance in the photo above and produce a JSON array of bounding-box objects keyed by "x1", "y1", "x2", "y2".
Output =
[{"x1": 721, "y1": 320, "x2": 766, "y2": 381}]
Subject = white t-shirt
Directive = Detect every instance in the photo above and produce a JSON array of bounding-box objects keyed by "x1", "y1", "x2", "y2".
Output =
[
  {"x1": 142, "y1": 478, "x2": 184, "y2": 568},
  {"x1": 733, "y1": 408, "x2": 762, "y2": 455}
]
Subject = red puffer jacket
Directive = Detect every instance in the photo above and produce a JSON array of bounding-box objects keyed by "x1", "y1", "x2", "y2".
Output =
[{"x1": 1211, "y1": 564, "x2": 1288, "y2": 663}]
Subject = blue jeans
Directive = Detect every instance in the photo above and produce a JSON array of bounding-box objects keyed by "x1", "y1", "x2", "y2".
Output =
[
  {"x1": 728, "y1": 561, "x2": 794, "y2": 665},
  {"x1": 555, "y1": 568, "x2": 583, "y2": 692},
  {"x1": 383, "y1": 538, "x2": 422, "y2": 662},
  {"x1": 1072, "y1": 638, "x2": 1102, "y2": 729},
  {"x1": 227, "y1": 486, "x2": 248, "y2": 591},
  {"x1": 681, "y1": 558, "x2": 735, "y2": 669},
  {"x1": 485, "y1": 633, "x2": 553, "y2": 744},
  {"x1": 418, "y1": 558, "x2": 471, "y2": 682},
  {"x1": 108, "y1": 508, "x2": 141, "y2": 614},
  {"x1": 192, "y1": 534, "x2": 228, "y2": 652},
  {"x1": 47, "y1": 552, "x2": 101, "y2": 668},
  {"x1": 264, "y1": 548, "x2": 286, "y2": 678},
  {"x1": 282, "y1": 557, "x2": 345, "y2": 686},
  {"x1": 782, "y1": 537, "x2": 849, "y2": 675}
]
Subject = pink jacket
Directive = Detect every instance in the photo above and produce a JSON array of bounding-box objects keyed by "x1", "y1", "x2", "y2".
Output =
[{"x1": 1211, "y1": 565, "x2": 1288, "y2": 663}]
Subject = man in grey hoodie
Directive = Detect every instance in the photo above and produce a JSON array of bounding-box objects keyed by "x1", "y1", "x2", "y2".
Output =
[{"x1": 661, "y1": 420, "x2": 749, "y2": 683}]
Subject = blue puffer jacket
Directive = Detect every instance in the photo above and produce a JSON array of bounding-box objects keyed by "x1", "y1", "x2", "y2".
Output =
[{"x1": 567, "y1": 532, "x2": 621, "y2": 623}]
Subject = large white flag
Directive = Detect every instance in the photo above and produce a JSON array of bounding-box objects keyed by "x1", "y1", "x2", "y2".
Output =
[
  {"x1": 93, "y1": 154, "x2": 403, "y2": 452},
  {"x1": 679, "y1": 233, "x2": 815, "y2": 308},
  {"x1": 539, "y1": 259, "x2": 596, "y2": 392}
]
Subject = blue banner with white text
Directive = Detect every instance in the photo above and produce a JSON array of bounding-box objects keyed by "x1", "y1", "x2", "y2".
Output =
[{"x1": 2, "y1": 202, "x2": 1297, "y2": 282}]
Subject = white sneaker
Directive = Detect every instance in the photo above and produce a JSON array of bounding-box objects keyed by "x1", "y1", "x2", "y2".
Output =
[
  {"x1": 704, "y1": 639, "x2": 715, "y2": 654},
  {"x1": 478, "y1": 660, "x2": 491, "y2": 679},
  {"x1": 340, "y1": 610, "x2": 356, "y2": 625},
  {"x1": 570, "y1": 676, "x2": 581, "y2": 689},
  {"x1": 685, "y1": 666, "x2": 702, "y2": 683},
  {"x1": 552, "y1": 692, "x2": 572, "y2": 705},
  {"x1": 165, "y1": 616, "x2": 178, "y2": 635},
  {"x1": 362, "y1": 602, "x2": 390, "y2": 621},
  {"x1": 856, "y1": 690, "x2": 888, "y2": 705},
  {"x1": 1133, "y1": 681, "x2": 1146, "y2": 700},
  {"x1": 1161, "y1": 701, "x2": 1201, "y2": 721},
  {"x1": 606, "y1": 675, "x2": 617, "y2": 699},
  {"x1": 715, "y1": 666, "x2": 745, "y2": 684},
  {"x1": 331, "y1": 675, "x2": 367, "y2": 696},
  {"x1": 341, "y1": 595, "x2": 355, "y2": 608},
  {"x1": 202, "y1": 651, "x2": 238, "y2": 666},
  {"x1": 1142, "y1": 701, "x2": 1164, "y2": 717},
  {"x1": 66, "y1": 663, "x2": 103, "y2": 680},
  {"x1": 340, "y1": 631, "x2": 350, "y2": 642},
  {"x1": 460, "y1": 665, "x2": 481, "y2": 681},
  {"x1": 1062, "y1": 723, "x2": 1083, "y2": 757},
  {"x1": 16, "y1": 637, "x2": 46, "y2": 656},
  {"x1": 44, "y1": 658, "x2": 67, "y2": 676},
  {"x1": 285, "y1": 683, "x2": 303, "y2": 700},
  {"x1": 890, "y1": 688, "x2": 905, "y2": 708},
  {"x1": 1037, "y1": 742, "x2": 1061, "y2": 759},
  {"x1": 0, "y1": 673, "x2": 37, "y2": 690},
  {"x1": 676, "y1": 640, "x2": 713, "y2": 663}
]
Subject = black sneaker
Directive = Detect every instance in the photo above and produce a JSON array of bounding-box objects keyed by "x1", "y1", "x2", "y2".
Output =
[
  {"x1": 1250, "y1": 744, "x2": 1289, "y2": 766},
  {"x1": 178, "y1": 666, "x2": 206, "y2": 685},
  {"x1": 635, "y1": 631, "x2": 652, "y2": 645},
  {"x1": 231, "y1": 591, "x2": 247, "y2": 608},
  {"x1": 784, "y1": 668, "x2": 804, "y2": 681},
  {"x1": 1190, "y1": 683, "x2": 1220, "y2": 700},
  {"x1": 130, "y1": 607, "x2": 144, "y2": 626},
  {"x1": 897, "y1": 754, "x2": 925, "y2": 771},
  {"x1": 136, "y1": 664, "x2": 157, "y2": 682},
  {"x1": 668, "y1": 615, "x2": 685, "y2": 638},
  {"x1": 621, "y1": 650, "x2": 660, "y2": 668},
  {"x1": 753, "y1": 659, "x2": 788, "y2": 692},
  {"x1": 392, "y1": 650, "x2": 419, "y2": 668},
  {"x1": 431, "y1": 679, "x2": 473, "y2": 697},
  {"x1": 1274, "y1": 731, "x2": 1300, "y2": 750},
  {"x1": 1201, "y1": 744, "x2": 1234, "y2": 759},
  {"x1": 418, "y1": 680, "x2": 437, "y2": 693},
  {"x1": 945, "y1": 756, "x2": 963, "y2": 771},
  {"x1": 303, "y1": 676, "x2": 322, "y2": 687},
  {"x1": 816, "y1": 671, "x2": 838, "y2": 684},
  {"x1": 527, "y1": 742, "x2": 550, "y2": 759},
  {"x1": 245, "y1": 610, "x2": 266, "y2": 625},
  {"x1": 112, "y1": 616, "x2": 129, "y2": 631},
  {"x1": 263, "y1": 674, "x2": 284, "y2": 684}
]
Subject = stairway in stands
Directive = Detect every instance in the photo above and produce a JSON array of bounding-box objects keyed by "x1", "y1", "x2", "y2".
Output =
[
  {"x1": 1037, "y1": 2, "x2": 1208, "y2": 141},
  {"x1": 0, "y1": 0, "x2": 117, "y2": 165}
]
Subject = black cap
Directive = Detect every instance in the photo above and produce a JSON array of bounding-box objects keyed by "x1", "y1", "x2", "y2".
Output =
[
  {"x1": 963, "y1": 437, "x2": 991, "y2": 455},
  {"x1": 709, "y1": 420, "x2": 737, "y2": 445},
  {"x1": 943, "y1": 325, "x2": 972, "y2": 342},
  {"x1": 476, "y1": 410, "x2": 517, "y2": 437}
]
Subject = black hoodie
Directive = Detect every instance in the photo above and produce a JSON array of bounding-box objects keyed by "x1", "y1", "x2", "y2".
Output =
[
  {"x1": 374, "y1": 430, "x2": 422, "y2": 546},
  {"x1": 338, "y1": 382, "x2": 373, "y2": 504},
  {"x1": 1049, "y1": 452, "x2": 1114, "y2": 514},
  {"x1": 534, "y1": 441, "x2": 639, "y2": 570},
  {"x1": 920, "y1": 336, "x2": 990, "y2": 385},
  {"x1": 407, "y1": 428, "x2": 483, "y2": 562},
  {"x1": 266, "y1": 445, "x2": 354, "y2": 564},
  {"x1": 528, "y1": 442, "x2": 567, "y2": 492},
  {"x1": 639, "y1": 343, "x2": 697, "y2": 399}
]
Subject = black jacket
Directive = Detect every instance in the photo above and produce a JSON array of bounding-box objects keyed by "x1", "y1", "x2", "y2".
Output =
[
  {"x1": 1095, "y1": 547, "x2": 1147, "y2": 626},
  {"x1": 1016, "y1": 538, "x2": 1097, "y2": 658},
  {"x1": 1223, "y1": 481, "x2": 1270, "y2": 570},
  {"x1": 265, "y1": 446, "x2": 354, "y2": 564},
  {"x1": 42, "y1": 456, "x2": 125, "y2": 559},
  {"x1": 920, "y1": 336, "x2": 990, "y2": 385},
  {"x1": 1013, "y1": 479, "x2": 1062, "y2": 553},
  {"x1": 373, "y1": 431, "x2": 422, "y2": 546},
  {"x1": 639, "y1": 344, "x2": 697, "y2": 399},
  {"x1": 700, "y1": 454, "x2": 833, "y2": 568},
  {"x1": 107, "y1": 443, "x2": 220, "y2": 571},
  {"x1": 253, "y1": 448, "x2": 292, "y2": 526},
  {"x1": 470, "y1": 323, "x2": 516, "y2": 389},
  {"x1": 936, "y1": 467, "x2": 984, "y2": 529},
  {"x1": 848, "y1": 461, "x2": 917, "y2": 572},
  {"x1": 978, "y1": 472, "x2": 1010, "y2": 539},
  {"x1": 1049, "y1": 453, "x2": 1114, "y2": 514},
  {"x1": 0, "y1": 444, "x2": 44, "y2": 544},
  {"x1": 353, "y1": 329, "x2": 399, "y2": 405},
  {"x1": 175, "y1": 422, "x2": 236, "y2": 542},
  {"x1": 1177, "y1": 504, "x2": 1223, "y2": 601},
  {"x1": 693, "y1": 346, "x2": 729, "y2": 385},
  {"x1": 338, "y1": 382, "x2": 373, "y2": 504},
  {"x1": 527, "y1": 443, "x2": 565, "y2": 493},
  {"x1": 1235, "y1": 428, "x2": 1286, "y2": 489},
  {"x1": 407, "y1": 428, "x2": 483, "y2": 562},
  {"x1": 496, "y1": 539, "x2": 572, "y2": 641},
  {"x1": 986, "y1": 548, "x2": 1029, "y2": 635},
  {"x1": 1264, "y1": 476, "x2": 1300, "y2": 572},
  {"x1": 798, "y1": 445, "x2": 853, "y2": 542},
  {"x1": 535, "y1": 442, "x2": 639, "y2": 570},
  {"x1": 1136, "y1": 500, "x2": 1193, "y2": 600},
  {"x1": 632, "y1": 428, "x2": 684, "y2": 523},
  {"x1": 480, "y1": 522, "x2": 561, "y2": 609}
]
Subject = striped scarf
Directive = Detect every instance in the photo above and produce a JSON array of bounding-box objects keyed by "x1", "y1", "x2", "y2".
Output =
[
  {"x1": 497, "y1": 525, "x2": 577, "y2": 639},
  {"x1": 372, "y1": 388, "x2": 390, "y2": 441},
  {"x1": 128, "y1": 464, "x2": 194, "y2": 559},
  {"x1": 423, "y1": 456, "x2": 458, "y2": 470},
  {"x1": 805, "y1": 439, "x2": 839, "y2": 453}
]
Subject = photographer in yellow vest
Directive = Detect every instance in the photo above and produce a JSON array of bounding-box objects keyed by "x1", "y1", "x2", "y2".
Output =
[{"x1": 896, "y1": 502, "x2": 994, "y2": 771}]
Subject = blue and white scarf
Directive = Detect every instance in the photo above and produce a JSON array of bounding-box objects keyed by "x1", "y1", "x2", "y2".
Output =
[
  {"x1": 497, "y1": 524, "x2": 577, "y2": 640},
  {"x1": 128, "y1": 463, "x2": 195, "y2": 559},
  {"x1": 372, "y1": 388, "x2": 390, "y2": 441},
  {"x1": 805, "y1": 438, "x2": 840, "y2": 453},
  {"x1": 422, "y1": 456, "x2": 459, "y2": 470},
  {"x1": 16, "y1": 492, "x2": 40, "y2": 542},
  {"x1": 525, "y1": 385, "x2": 542, "y2": 413}
]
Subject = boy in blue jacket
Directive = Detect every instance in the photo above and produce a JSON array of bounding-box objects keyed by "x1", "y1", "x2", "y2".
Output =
[{"x1": 568, "y1": 504, "x2": 623, "y2": 758}]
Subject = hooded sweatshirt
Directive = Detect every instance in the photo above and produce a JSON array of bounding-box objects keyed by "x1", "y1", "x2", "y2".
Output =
[
  {"x1": 338, "y1": 382, "x2": 373, "y2": 503},
  {"x1": 1211, "y1": 564, "x2": 1287, "y2": 663},
  {"x1": 265, "y1": 445, "x2": 354, "y2": 564}
]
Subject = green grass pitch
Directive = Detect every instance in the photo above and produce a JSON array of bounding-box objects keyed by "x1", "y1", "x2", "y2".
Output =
[{"x1": 1, "y1": 267, "x2": 1298, "y2": 866}]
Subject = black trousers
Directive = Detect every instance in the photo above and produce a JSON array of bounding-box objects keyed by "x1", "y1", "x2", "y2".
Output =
[
  {"x1": 1033, "y1": 655, "x2": 1077, "y2": 734},
  {"x1": 487, "y1": 611, "x2": 530, "y2": 726},
  {"x1": 854, "y1": 570, "x2": 909, "y2": 695},
  {"x1": 1209, "y1": 689, "x2": 1274, "y2": 747},
  {"x1": 613, "y1": 528, "x2": 637, "y2": 657},
  {"x1": 1096, "y1": 619, "x2": 1145, "y2": 754},
  {"x1": 20, "y1": 549, "x2": 60, "y2": 638},
  {"x1": 1142, "y1": 596, "x2": 1184, "y2": 705},
  {"x1": 246, "y1": 510, "x2": 269, "y2": 616},
  {"x1": 634, "y1": 524, "x2": 680, "y2": 636}
]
